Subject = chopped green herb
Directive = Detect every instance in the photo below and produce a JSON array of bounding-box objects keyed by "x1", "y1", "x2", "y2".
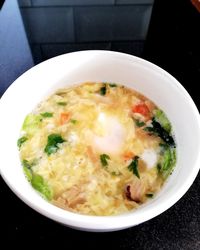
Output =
[
  {"x1": 134, "y1": 119, "x2": 145, "y2": 127},
  {"x1": 109, "y1": 83, "x2": 117, "y2": 87},
  {"x1": 144, "y1": 118, "x2": 175, "y2": 147},
  {"x1": 128, "y1": 156, "x2": 140, "y2": 178},
  {"x1": 17, "y1": 136, "x2": 28, "y2": 148},
  {"x1": 146, "y1": 193, "x2": 154, "y2": 198},
  {"x1": 31, "y1": 174, "x2": 53, "y2": 200},
  {"x1": 100, "y1": 154, "x2": 110, "y2": 167},
  {"x1": 99, "y1": 85, "x2": 107, "y2": 96},
  {"x1": 44, "y1": 134, "x2": 65, "y2": 156},
  {"x1": 40, "y1": 112, "x2": 53, "y2": 118},
  {"x1": 70, "y1": 119, "x2": 77, "y2": 124},
  {"x1": 111, "y1": 171, "x2": 121, "y2": 176},
  {"x1": 57, "y1": 102, "x2": 67, "y2": 106}
]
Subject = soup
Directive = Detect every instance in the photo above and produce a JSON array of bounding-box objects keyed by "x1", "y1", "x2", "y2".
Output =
[{"x1": 18, "y1": 82, "x2": 176, "y2": 216}]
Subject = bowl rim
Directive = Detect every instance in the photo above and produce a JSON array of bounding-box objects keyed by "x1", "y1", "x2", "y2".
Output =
[{"x1": 1, "y1": 50, "x2": 200, "y2": 231}]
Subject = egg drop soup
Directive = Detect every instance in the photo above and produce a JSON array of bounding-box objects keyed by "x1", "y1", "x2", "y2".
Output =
[{"x1": 18, "y1": 82, "x2": 176, "y2": 216}]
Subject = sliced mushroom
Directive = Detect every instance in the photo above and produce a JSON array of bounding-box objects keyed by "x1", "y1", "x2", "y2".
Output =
[
  {"x1": 54, "y1": 185, "x2": 86, "y2": 210},
  {"x1": 125, "y1": 179, "x2": 146, "y2": 203}
]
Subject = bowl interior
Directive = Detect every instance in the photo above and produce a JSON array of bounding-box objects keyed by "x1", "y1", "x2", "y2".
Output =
[{"x1": 0, "y1": 51, "x2": 200, "y2": 231}]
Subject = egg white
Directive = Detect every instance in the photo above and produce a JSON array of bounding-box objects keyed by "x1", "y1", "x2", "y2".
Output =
[
  {"x1": 140, "y1": 149, "x2": 158, "y2": 169},
  {"x1": 92, "y1": 112, "x2": 126, "y2": 155}
]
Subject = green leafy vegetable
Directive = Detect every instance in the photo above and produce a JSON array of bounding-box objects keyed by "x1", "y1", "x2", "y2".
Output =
[
  {"x1": 44, "y1": 134, "x2": 65, "y2": 155},
  {"x1": 22, "y1": 159, "x2": 32, "y2": 169},
  {"x1": 157, "y1": 144, "x2": 176, "y2": 179},
  {"x1": 57, "y1": 102, "x2": 67, "y2": 106},
  {"x1": 22, "y1": 160, "x2": 52, "y2": 200},
  {"x1": 128, "y1": 156, "x2": 140, "y2": 178},
  {"x1": 23, "y1": 166, "x2": 32, "y2": 182},
  {"x1": 70, "y1": 119, "x2": 77, "y2": 124},
  {"x1": 17, "y1": 136, "x2": 28, "y2": 148},
  {"x1": 22, "y1": 160, "x2": 33, "y2": 182},
  {"x1": 99, "y1": 85, "x2": 107, "y2": 96},
  {"x1": 154, "y1": 109, "x2": 171, "y2": 133},
  {"x1": 109, "y1": 83, "x2": 117, "y2": 87},
  {"x1": 31, "y1": 174, "x2": 53, "y2": 200},
  {"x1": 146, "y1": 193, "x2": 154, "y2": 198},
  {"x1": 22, "y1": 114, "x2": 41, "y2": 134},
  {"x1": 157, "y1": 163, "x2": 162, "y2": 172},
  {"x1": 144, "y1": 118, "x2": 175, "y2": 147},
  {"x1": 40, "y1": 112, "x2": 53, "y2": 118},
  {"x1": 134, "y1": 119, "x2": 145, "y2": 127},
  {"x1": 100, "y1": 154, "x2": 110, "y2": 167}
]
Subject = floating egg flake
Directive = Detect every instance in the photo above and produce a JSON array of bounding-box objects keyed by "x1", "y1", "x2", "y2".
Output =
[{"x1": 141, "y1": 149, "x2": 158, "y2": 169}]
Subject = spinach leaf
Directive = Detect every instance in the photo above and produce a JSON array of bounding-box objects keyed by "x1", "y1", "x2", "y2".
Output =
[
  {"x1": 17, "y1": 136, "x2": 28, "y2": 148},
  {"x1": 128, "y1": 156, "x2": 140, "y2": 178},
  {"x1": 100, "y1": 154, "x2": 110, "y2": 167},
  {"x1": 40, "y1": 112, "x2": 53, "y2": 118},
  {"x1": 144, "y1": 118, "x2": 175, "y2": 147},
  {"x1": 44, "y1": 134, "x2": 65, "y2": 155},
  {"x1": 31, "y1": 174, "x2": 53, "y2": 200},
  {"x1": 154, "y1": 109, "x2": 171, "y2": 133}
]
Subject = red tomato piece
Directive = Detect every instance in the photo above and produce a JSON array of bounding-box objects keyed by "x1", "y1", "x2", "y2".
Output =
[{"x1": 132, "y1": 103, "x2": 150, "y2": 116}]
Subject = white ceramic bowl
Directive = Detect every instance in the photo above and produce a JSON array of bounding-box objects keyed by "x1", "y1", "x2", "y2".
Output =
[{"x1": 0, "y1": 51, "x2": 200, "y2": 232}]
